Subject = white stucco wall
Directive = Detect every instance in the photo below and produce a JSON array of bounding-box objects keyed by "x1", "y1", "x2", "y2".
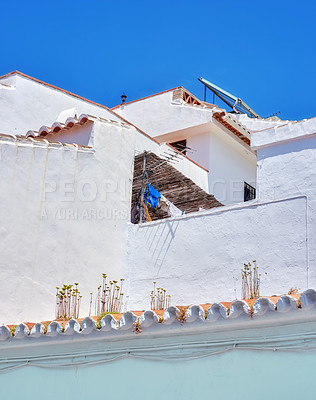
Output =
[
  {"x1": 114, "y1": 91, "x2": 176, "y2": 137},
  {"x1": 114, "y1": 90, "x2": 218, "y2": 138},
  {"x1": 0, "y1": 73, "x2": 124, "y2": 135},
  {"x1": 124, "y1": 118, "x2": 315, "y2": 309},
  {"x1": 44, "y1": 121, "x2": 94, "y2": 146},
  {"x1": 186, "y1": 131, "x2": 211, "y2": 170},
  {"x1": 208, "y1": 128, "x2": 257, "y2": 204},
  {"x1": 252, "y1": 120, "x2": 316, "y2": 289},
  {"x1": 126, "y1": 196, "x2": 308, "y2": 309},
  {"x1": 153, "y1": 124, "x2": 212, "y2": 171},
  {"x1": 0, "y1": 120, "x2": 135, "y2": 323}
]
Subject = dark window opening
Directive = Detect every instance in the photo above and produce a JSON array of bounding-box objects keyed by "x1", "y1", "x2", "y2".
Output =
[
  {"x1": 244, "y1": 182, "x2": 256, "y2": 202},
  {"x1": 169, "y1": 139, "x2": 187, "y2": 155}
]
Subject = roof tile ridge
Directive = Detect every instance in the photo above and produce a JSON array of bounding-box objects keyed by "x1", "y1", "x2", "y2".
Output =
[{"x1": 2, "y1": 289, "x2": 315, "y2": 341}]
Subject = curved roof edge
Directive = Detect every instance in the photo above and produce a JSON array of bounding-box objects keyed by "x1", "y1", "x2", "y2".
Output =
[{"x1": 1, "y1": 289, "x2": 315, "y2": 342}]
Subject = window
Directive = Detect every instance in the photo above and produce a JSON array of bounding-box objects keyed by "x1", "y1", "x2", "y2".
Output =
[
  {"x1": 244, "y1": 182, "x2": 256, "y2": 202},
  {"x1": 169, "y1": 139, "x2": 187, "y2": 155}
]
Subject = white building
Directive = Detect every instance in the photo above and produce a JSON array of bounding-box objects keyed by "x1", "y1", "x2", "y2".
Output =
[
  {"x1": 0, "y1": 70, "x2": 315, "y2": 400},
  {"x1": 0, "y1": 71, "x2": 315, "y2": 323}
]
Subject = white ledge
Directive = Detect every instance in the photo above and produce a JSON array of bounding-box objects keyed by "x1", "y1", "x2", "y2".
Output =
[{"x1": 251, "y1": 117, "x2": 316, "y2": 149}]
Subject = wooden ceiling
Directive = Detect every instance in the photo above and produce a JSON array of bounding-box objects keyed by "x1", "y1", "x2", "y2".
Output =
[{"x1": 132, "y1": 152, "x2": 222, "y2": 222}]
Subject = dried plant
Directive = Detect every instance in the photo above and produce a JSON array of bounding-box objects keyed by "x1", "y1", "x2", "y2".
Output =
[
  {"x1": 94, "y1": 274, "x2": 125, "y2": 315},
  {"x1": 288, "y1": 287, "x2": 299, "y2": 295},
  {"x1": 55, "y1": 283, "x2": 81, "y2": 320},
  {"x1": 42, "y1": 322, "x2": 51, "y2": 334},
  {"x1": 176, "y1": 307, "x2": 187, "y2": 325},
  {"x1": 248, "y1": 304, "x2": 254, "y2": 319},
  {"x1": 150, "y1": 281, "x2": 171, "y2": 310},
  {"x1": 241, "y1": 260, "x2": 261, "y2": 299},
  {"x1": 9, "y1": 325, "x2": 17, "y2": 336},
  {"x1": 133, "y1": 320, "x2": 142, "y2": 334}
]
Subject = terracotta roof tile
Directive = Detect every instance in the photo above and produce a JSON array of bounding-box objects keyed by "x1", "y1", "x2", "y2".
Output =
[{"x1": 4, "y1": 292, "x2": 312, "y2": 336}]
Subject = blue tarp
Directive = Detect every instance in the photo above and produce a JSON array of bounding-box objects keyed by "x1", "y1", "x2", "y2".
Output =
[{"x1": 144, "y1": 184, "x2": 161, "y2": 209}]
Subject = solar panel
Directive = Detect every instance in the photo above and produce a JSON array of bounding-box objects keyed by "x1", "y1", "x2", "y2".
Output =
[{"x1": 198, "y1": 77, "x2": 261, "y2": 119}]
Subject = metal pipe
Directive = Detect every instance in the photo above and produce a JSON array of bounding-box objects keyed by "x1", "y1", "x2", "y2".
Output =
[{"x1": 139, "y1": 152, "x2": 147, "y2": 224}]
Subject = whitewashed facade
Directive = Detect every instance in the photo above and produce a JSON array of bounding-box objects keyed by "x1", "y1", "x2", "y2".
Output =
[{"x1": 0, "y1": 71, "x2": 315, "y2": 324}]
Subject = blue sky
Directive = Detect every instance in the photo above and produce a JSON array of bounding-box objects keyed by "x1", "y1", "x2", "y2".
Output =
[{"x1": 1, "y1": 0, "x2": 315, "y2": 120}]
